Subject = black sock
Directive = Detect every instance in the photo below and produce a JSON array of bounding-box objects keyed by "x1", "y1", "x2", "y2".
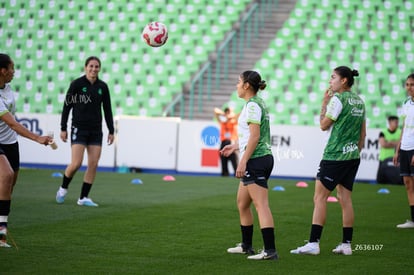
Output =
[
  {"x1": 80, "y1": 182, "x2": 92, "y2": 199},
  {"x1": 0, "y1": 200, "x2": 11, "y2": 228},
  {"x1": 309, "y1": 224, "x2": 323, "y2": 243},
  {"x1": 342, "y1": 227, "x2": 353, "y2": 243},
  {"x1": 61, "y1": 175, "x2": 73, "y2": 189},
  {"x1": 241, "y1": 225, "x2": 253, "y2": 248},
  {"x1": 410, "y1": 205, "x2": 414, "y2": 222},
  {"x1": 261, "y1": 227, "x2": 276, "y2": 251}
]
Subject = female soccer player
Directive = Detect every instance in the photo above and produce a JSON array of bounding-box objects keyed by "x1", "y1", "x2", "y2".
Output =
[
  {"x1": 56, "y1": 56, "x2": 114, "y2": 207},
  {"x1": 393, "y1": 73, "x2": 414, "y2": 229},
  {"x1": 290, "y1": 66, "x2": 366, "y2": 256},
  {"x1": 0, "y1": 53, "x2": 51, "y2": 247},
  {"x1": 221, "y1": 70, "x2": 278, "y2": 260}
]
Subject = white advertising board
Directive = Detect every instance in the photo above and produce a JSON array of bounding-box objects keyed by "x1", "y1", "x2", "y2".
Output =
[
  {"x1": 16, "y1": 113, "x2": 114, "y2": 167},
  {"x1": 115, "y1": 116, "x2": 180, "y2": 169},
  {"x1": 15, "y1": 114, "x2": 381, "y2": 181}
]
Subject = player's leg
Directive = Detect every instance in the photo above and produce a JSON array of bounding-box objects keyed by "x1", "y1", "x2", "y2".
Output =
[
  {"x1": 396, "y1": 150, "x2": 414, "y2": 228},
  {"x1": 308, "y1": 179, "x2": 331, "y2": 246},
  {"x1": 245, "y1": 155, "x2": 277, "y2": 260},
  {"x1": 66, "y1": 144, "x2": 86, "y2": 178},
  {"x1": 247, "y1": 183, "x2": 278, "y2": 260},
  {"x1": 56, "y1": 144, "x2": 86, "y2": 204},
  {"x1": 227, "y1": 182, "x2": 254, "y2": 254},
  {"x1": 78, "y1": 145, "x2": 102, "y2": 204},
  {"x1": 332, "y1": 184, "x2": 354, "y2": 255},
  {"x1": 397, "y1": 176, "x2": 414, "y2": 228},
  {"x1": 0, "y1": 154, "x2": 13, "y2": 247}
]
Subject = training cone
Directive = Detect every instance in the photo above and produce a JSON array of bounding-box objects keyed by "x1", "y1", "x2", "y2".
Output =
[
  {"x1": 296, "y1": 181, "x2": 308, "y2": 188},
  {"x1": 377, "y1": 188, "x2": 390, "y2": 194},
  {"x1": 51, "y1": 172, "x2": 63, "y2": 178},
  {"x1": 131, "y1": 178, "x2": 143, "y2": 184},
  {"x1": 163, "y1": 175, "x2": 176, "y2": 181},
  {"x1": 327, "y1": 196, "x2": 338, "y2": 202},
  {"x1": 272, "y1": 186, "x2": 285, "y2": 191}
]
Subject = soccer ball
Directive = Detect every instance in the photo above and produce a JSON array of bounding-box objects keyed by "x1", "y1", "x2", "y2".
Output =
[{"x1": 141, "y1": 21, "x2": 168, "y2": 47}]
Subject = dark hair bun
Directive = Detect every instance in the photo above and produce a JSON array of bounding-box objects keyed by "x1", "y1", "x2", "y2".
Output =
[
  {"x1": 352, "y1": 69, "x2": 359, "y2": 77},
  {"x1": 258, "y1": 80, "x2": 267, "y2": 90}
]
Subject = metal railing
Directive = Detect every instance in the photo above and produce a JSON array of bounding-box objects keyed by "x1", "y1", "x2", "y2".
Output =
[{"x1": 163, "y1": 0, "x2": 277, "y2": 118}]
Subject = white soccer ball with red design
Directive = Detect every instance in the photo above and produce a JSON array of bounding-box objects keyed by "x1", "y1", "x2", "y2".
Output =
[{"x1": 141, "y1": 22, "x2": 168, "y2": 47}]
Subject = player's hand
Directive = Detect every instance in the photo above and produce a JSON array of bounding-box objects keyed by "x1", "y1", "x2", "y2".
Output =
[
  {"x1": 107, "y1": 134, "x2": 114, "y2": 145},
  {"x1": 323, "y1": 87, "x2": 333, "y2": 100},
  {"x1": 393, "y1": 153, "x2": 399, "y2": 166},
  {"x1": 220, "y1": 144, "x2": 236, "y2": 157},
  {"x1": 37, "y1": 135, "x2": 52, "y2": 145},
  {"x1": 235, "y1": 161, "x2": 246, "y2": 178},
  {"x1": 60, "y1": 131, "x2": 68, "y2": 143}
]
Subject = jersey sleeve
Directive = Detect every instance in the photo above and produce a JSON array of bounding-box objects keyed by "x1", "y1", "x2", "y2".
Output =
[
  {"x1": 60, "y1": 80, "x2": 76, "y2": 131},
  {"x1": 0, "y1": 99, "x2": 9, "y2": 117},
  {"x1": 246, "y1": 101, "x2": 262, "y2": 125},
  {"x1": 325, "y1": 96, "x2": 343, "y2": 121}
]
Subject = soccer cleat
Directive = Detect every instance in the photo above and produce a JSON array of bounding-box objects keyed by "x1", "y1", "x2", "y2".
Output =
[
  {"x1": 227, "y1": 243, "x2": 255, "y2": 255},
  {"x1": 290, "y1": 241, "x2": 320, "y2": 255},
  {"x1": 332, "y1": 243, "x2": 352, "y2": 255},
  {"x1": 56, "y1": 187, "x2": 68, "y2": 204},
  {"x1": 77, "y1": 197, "x2": 99, "y2": 207},
  {"x1": 0, "y1": 226, "x2": 11, "y2": 248},
  {"x1": 396, "y1": 220, "x2": 414, "y2": 229},
  {"x1": 247, "y1": 249, "x2": 278, "y2": 260}
]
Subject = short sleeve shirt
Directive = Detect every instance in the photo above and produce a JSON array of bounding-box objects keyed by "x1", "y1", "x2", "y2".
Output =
[
  {"x1": 400, "y1": 97, "x2": 414, "y2": 150},
  {"x1": 0, "y1": 83, "x2": 18, "y2": 144},
  {"x1": 323, "y1": 91, "x2": 366, "y2": 160},
  {"x1": 238, "y1": 96, "x2": 272, "y2": 159}
]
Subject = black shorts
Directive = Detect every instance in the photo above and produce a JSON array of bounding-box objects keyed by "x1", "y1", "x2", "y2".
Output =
[
  {"x1": 242, "y1": 154, "x2": 274, "y2": 189},
  {"x1": 0, "y1": 142, "x2": 20, "y2": 171},
  {"x1": 70, "y1": 126, "x2": 103, "y2": 146},
  {"x1": 316, "y1": 159, "x2": 360, "y2": 191},
  {"x1": 399, "y1": 149, "x2": 414, "y2": 176}
]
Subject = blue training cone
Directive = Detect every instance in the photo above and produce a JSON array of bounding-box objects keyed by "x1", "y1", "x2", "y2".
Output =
[
  {"x1": 377, "y1": 188, "x2": 390, "y2": 194},
  {"x1": 272, "y1": 186, "x2": 285, "y2": 191},
  {"x1": 52, "y1": 172, "x2": 63, "y2": 178},
  {"x1": 131, "y1": 178, "x2": 143, "y2": 184}
]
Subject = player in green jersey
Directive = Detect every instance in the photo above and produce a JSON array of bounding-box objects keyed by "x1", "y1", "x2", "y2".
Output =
[
  {"x1": 291, "y1": 66, "x2": 366, "y2": 256},
  {"x1": 221, "y1": 71, "x2": 278, "y2": 260}
]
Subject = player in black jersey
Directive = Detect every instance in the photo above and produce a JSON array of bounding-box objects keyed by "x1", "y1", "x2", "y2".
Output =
[{"x1": 56, "y1": 56, "x2": 114, "y2": 207}]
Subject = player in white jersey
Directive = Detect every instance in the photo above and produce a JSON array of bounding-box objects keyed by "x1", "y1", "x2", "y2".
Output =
[
  {"x1": 221, "y1": 71, "x2": 277, "y2": 261},
  {"x1": 0, "y1": 53, "x2": 52, "y2": 248},
  {"x1": 393, "y1": 73, "x2": 414, "y2": 229}
]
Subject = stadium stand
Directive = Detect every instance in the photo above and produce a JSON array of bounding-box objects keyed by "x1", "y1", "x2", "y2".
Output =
[
  {"x1": 225, "y1": 0, "x2": 414, "y2": 128},
  {"x1": 0, "y1": 0, "x2": 251, "y2": 117},
  {"x1": 1, "y1": 0, "x2": 413, "y2": 128}
]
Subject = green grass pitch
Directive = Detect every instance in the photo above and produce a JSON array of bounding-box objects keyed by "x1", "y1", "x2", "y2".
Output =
[{"x1": 1, "y1": 168, "x2": 412, "y2": 274}]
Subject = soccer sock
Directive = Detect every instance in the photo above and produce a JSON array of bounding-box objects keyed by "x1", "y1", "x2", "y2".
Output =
[
  {"x1": 261, "y1": 227, "x2": 276, "y2": 251},
  {"x1": 309, "y1": 224, "x2": 323, "y2": 243},
  {"x1": 410, "y1": 205, "x2": 414, "y2": 222},
  {"x1": 241, "y1": 225, "x2": 254, "y2": 248},
  {"x1": 80, "y1": 182, "x2": 93, "y2": 199},
  {"x1": 342, "y1": 227, "x2": 353, "y2": 243},
  {"x1": 61, "y1": 175, "x2": 73, "y2": 189},
  {"x1": 0, "y1": 200, "x2": 11, "y2": 228}
]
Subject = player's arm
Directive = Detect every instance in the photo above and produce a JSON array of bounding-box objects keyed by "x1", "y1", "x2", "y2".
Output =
[
  {"x1": 0, "y1": 112, "x2": 50, "y2": 145},
  {"x1": 235, "y1": 123, "x2": 260, "y2": 178},
  {"x1": 358, "y1": 120, "x2": 366, "y2": 151},
  {"x1": 393, "y1": 122, "x2": 403, "y2": 166},
  {"x1": 319, "y1": 90, "x2": 335, "y2": 131}
]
